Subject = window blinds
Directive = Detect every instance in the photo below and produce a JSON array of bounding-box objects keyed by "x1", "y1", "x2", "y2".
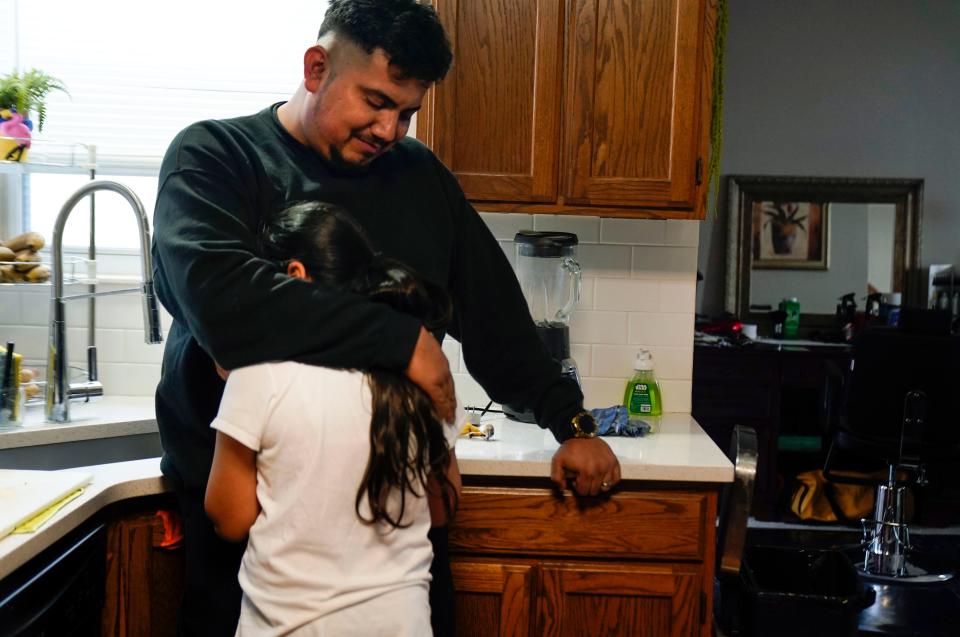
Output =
[{"x1": 4, "y1": 0, "x2": 329, "y2": 173}]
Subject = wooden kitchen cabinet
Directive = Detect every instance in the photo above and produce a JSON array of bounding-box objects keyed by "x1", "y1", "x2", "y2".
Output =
[
  {"x1": 452, "y1": 559, "x2": 536, "y2": 637},
  {"x1": 419, "y1": 0, "x2": 717, "y2": 219},
  {"x1": 539, "y1": 562, "x2": 701, "y2": 637},
  {"x1": 449, "y1": 483, "x2": 717, "y2": 636}
]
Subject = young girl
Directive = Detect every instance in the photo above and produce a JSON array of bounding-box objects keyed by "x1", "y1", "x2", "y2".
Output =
[{"x1": 204, "y1": 201, "x2": 462, "y2": 636}]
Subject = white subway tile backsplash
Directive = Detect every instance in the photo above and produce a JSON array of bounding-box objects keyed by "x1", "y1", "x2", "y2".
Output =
[
  {"x1": 442, "y1": 338, "x2": 461, "y2": 374},
  {"x1": 533, "y1": 215, "x2": 600, "y2": 243},
  {"x1": 17, "y1": 289, "x2": 48, "y2": 326},
  {"x1": 570, "y1": 344, "x2": 592, "y2": 376},
  {"x1": 0, "y1": 291, "x2": 20, "y2": 324},
  {"x1": 577, "y1": 244, "x2": 632, "y2": 277},
  {"x1": 0, "y1": 325, "x2": 47, "y2": 362},
  {"x1": 478, "y1": 212, "x2": 532, "y2": 240},
  {"x1": 647, "y1": 346, "x2": 694, "y2": 380},
  {"x1": 594, "y1": 278, "x2": 659, "y2": 312},
  {"x1": 659, "y1": 280, "x2": 697, "y2": 313},
  {"x1": 628, "y1": 313, "x2": 695, "y2": 347},
  {"x1": 600, "y1": 218, "x2": 666, "y2": 245},
  {"x1": 452, "y1": 371, "x2": 491, "y2": 407},
  {"x1": 578, "y1": 277, "x2": 596, "y2": 310},
  {"x1": 590, "y1": 344, "x2": 635, "y2": 378},
  {"x1": 631, "y1": 246, "x2": 698, "y2": 279},
  {"x1": 660, "y1": 380, "x2": 692, "y2": 412},
  {"x1": 95, "y1": 293, "x2": 144, "y2": 330},
  {"x1": 665, "y1": 219, "x2": 700, "y2": 247},
  {"x1": 98, "y1": 363, "x2": 161, "y2": 397},
  {"x1": 66, "y1": 328, "x2": 126, "y2": 365},
  {"x1": 580, "y1": 377, "x2": 625, "y2": 409},
  {"x1": 569, "y1": 311, "x2": 628, "y2": 344},
  {"x1": 122, "y1": 329, "x2": 166, "y2": 365}
]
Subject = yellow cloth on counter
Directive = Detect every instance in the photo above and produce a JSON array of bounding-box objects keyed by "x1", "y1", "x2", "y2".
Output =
[{"x1": 12, "y1": 487, "x2": 85, "y2": 534}]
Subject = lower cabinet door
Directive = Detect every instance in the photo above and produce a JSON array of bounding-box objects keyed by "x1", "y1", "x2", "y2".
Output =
[
  {"x1": 538, "y1": 562, "x2": 702, "y2": 637},
  {"x1": 451, "y1": 559, "x2": 535, "y2": 637}
]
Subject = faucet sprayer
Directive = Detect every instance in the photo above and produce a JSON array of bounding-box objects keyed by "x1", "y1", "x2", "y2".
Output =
[{"x1": 45, "y1": 180, "x2": 163, "y2": 422}]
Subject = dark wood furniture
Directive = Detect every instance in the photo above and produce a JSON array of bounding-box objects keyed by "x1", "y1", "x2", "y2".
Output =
[
  {"x1": 417, "y1": 0, "x2": 718, "y2": 219},
  {"x1": 692, "y1": 343, "x2": 851, "y2": 520}
]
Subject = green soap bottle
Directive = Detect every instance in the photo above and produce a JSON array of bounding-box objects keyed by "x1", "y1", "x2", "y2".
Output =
[{"x1": 623, "y1": 350, "x2": 662, "y2": 425}]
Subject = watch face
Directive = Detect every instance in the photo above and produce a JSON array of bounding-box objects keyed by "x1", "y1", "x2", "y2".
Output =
[
  {"x1": 581, "y1": 414, "x2": 597, "y2": 435},
  {"x1": 575, "y1": 412, "x2": 597, "y2": 436}
]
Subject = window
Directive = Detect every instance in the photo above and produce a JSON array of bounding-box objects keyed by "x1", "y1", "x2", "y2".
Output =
[{"x1": 1, "y1": 0, "x2": 329, "y2": 258}]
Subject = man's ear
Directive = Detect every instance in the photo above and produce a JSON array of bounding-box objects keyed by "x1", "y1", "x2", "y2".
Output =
[
  {"x1": 303, "y1": 45, "x2": 329, "y2": 92},
  {"x1": 287, "y1": 260, "x2": 308, "y2": 280}
]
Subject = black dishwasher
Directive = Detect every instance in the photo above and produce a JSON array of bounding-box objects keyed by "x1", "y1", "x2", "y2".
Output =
[{"x1": 0, "y1": 522, "x2": 106, "y2": 637}]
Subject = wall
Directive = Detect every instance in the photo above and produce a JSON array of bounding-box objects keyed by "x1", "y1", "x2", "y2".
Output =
[
  {"x1": 750, "y1": 204, "x2": 867, "y2": 314},
  {"x1": 0, "y1": 216, "x2": 698, "y2": 413},
  {"x1": 698, "y1": 0, "x2": 960, "y2": 316}
]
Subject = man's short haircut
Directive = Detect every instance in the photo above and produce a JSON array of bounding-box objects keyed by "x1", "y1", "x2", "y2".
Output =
[{"x1": 318, "y1": 0, "x2": 453, "y2": 83}]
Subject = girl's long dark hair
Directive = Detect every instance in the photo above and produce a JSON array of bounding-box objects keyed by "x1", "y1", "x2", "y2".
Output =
[{"x1": 262, "y1": 201, "x2": 456, "y2": 528}]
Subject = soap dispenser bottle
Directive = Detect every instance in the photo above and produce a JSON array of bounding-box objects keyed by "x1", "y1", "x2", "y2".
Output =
[{"x1": 623, "y1": 350, "x2": 662, "y2": 427}]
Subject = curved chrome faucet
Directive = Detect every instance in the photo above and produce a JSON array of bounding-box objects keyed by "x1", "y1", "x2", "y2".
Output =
[{"x1": 45, "y1": 180, "x2": 163, "y2": 422}]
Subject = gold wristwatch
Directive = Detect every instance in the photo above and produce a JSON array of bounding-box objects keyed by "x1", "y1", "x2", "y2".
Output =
[{"x1": 570, "y1": 411, "x2": 598, "y2": 438}]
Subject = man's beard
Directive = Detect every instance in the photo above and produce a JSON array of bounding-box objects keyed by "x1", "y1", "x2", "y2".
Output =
[{"x1": 325, "y1": 143, "x2": 377, "y2": 176}]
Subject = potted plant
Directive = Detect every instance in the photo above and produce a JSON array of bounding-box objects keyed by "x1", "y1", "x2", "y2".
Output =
[{"x1": 0, "y1": 68, "x2": 69, "y2": 162}]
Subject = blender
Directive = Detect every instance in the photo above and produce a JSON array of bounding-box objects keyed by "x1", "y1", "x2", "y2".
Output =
[{"x1": 503, "y1": 230, "x2": 582, "y2": 423}]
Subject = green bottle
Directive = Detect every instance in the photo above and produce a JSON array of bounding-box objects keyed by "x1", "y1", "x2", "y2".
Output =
[{"x1": 623, "y1": 350, "x2": 662, "y2": 427}]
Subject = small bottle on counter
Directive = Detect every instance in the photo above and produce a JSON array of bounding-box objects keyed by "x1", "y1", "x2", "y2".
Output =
[{"x1": 622, "y1": 350, "x2": 662, "y2": 431}]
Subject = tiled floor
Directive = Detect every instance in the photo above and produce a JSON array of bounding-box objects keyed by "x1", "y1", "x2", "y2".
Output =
[{"x1": 716, "y1": 523, "x2": 960, "y2": 636}]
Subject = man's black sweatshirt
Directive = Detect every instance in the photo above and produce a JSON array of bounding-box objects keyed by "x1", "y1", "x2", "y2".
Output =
[{"x1": 151, "y1": 104, "x2": 583, "y2": 489}]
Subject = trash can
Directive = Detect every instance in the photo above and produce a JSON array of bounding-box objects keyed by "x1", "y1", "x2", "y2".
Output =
[{"x1": 740, "y1": 544, "x2": 876, "y2": 637}]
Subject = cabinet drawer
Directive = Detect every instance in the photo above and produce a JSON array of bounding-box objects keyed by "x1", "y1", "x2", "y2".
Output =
[{"x1": 449, "y1": 487, "x2": 708, "y2": 561}]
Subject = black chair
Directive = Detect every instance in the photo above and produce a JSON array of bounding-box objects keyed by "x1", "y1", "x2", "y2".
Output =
[{"x1": 823, "y1": 313, "x2": 960, "y2": 581}]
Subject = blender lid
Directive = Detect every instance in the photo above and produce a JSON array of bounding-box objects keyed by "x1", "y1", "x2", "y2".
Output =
[{"x1": 514, "y1": 230, "x2": 578, "y2": 256}]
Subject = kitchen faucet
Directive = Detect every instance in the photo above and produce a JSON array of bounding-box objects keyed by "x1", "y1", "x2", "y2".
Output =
[{"x1": 45, "y1": 181, "x2": 163, "y2": 422}]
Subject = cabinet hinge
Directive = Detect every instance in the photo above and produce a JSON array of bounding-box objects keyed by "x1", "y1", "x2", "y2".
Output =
[{"x1": 695, "y1": 157, "x2": 703, "y2": 186}]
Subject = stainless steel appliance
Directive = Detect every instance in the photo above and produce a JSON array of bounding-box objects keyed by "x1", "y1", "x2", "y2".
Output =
[{"x1": 503, "y1": 231, "x2": 581, "y2": 423}]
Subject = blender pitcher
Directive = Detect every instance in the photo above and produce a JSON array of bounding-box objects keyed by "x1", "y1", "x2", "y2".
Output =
[
  {"x1": 514, "y1": 230, "x2": 582, "y2": 328},
  {"x1": 503, "y1": 231, "x2": 582, "y2": 423}
]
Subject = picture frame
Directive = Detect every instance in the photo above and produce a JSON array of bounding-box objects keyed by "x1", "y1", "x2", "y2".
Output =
[{"x1": 751, "y1": 200, "x2": 829, "y2": 270}]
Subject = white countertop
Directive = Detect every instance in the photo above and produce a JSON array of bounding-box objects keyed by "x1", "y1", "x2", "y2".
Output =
[
  {"x1": 0, "y1": 396, "x2": 157, "y2": 449},
  {"x1": 0, "y1": 458, "x2": 167, "y2": 580},
  {"x1": 1, "y1": 412, "x2": 732, "y2": 580},
  {"x1": 457, "y1": 414, "x2": 732, "y2": 482}
]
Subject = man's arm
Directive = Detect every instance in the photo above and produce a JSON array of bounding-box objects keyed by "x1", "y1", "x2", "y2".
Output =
[
  {"x1": 153, "y1": 127, "x2": 455, "y2": 418},
  {"x1": 153, "y1": 162, "x2": 420, "y2": 373},
  {"x1": 436, "y1": 164, "x2": 620, "y2": 495}
]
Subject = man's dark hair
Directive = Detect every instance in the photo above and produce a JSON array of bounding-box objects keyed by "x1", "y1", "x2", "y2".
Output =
[{"x1": 318, "y1": 0, "x2": 453, "y2": 83}]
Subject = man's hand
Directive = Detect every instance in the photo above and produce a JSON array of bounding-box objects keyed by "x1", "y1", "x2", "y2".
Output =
[
  {"x1": 405, "y1": 326, "x2": 457, "y2": 422},
  {"x1": 550, "y1": 438, "x2": 621, "y2": 496}
]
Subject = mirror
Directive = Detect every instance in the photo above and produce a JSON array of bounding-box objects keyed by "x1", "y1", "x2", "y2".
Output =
[{"x1": 725, "y1": 175, "x2": 923, "y2": 334}]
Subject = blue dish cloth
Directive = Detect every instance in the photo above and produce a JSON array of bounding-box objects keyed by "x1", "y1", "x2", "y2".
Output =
[{"x1": 590, "y1": 405, "x2": 651, "y2": 437}]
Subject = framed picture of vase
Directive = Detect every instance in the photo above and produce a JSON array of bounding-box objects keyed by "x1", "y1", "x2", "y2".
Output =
[{"x1": 750, "y1": 200, "x2": 829, "y2": 270}]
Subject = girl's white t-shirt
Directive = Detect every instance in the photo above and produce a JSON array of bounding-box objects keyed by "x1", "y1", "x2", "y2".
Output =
[{"x1": 211, "y1": 361, "x2": 459, "y2": 637}]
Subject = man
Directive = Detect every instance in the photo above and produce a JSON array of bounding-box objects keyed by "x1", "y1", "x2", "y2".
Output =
[{"x1": 152, "y1": 1, "x2": 620, "y2": 635}]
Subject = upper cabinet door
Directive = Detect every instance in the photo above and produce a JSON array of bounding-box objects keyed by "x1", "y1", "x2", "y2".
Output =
[
  {"x1": 423, "y1": 0, "x2": 563, "y2": 202},
  {"x1": 562, "y1": 0, "x2": 707, "y2": 208}
]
